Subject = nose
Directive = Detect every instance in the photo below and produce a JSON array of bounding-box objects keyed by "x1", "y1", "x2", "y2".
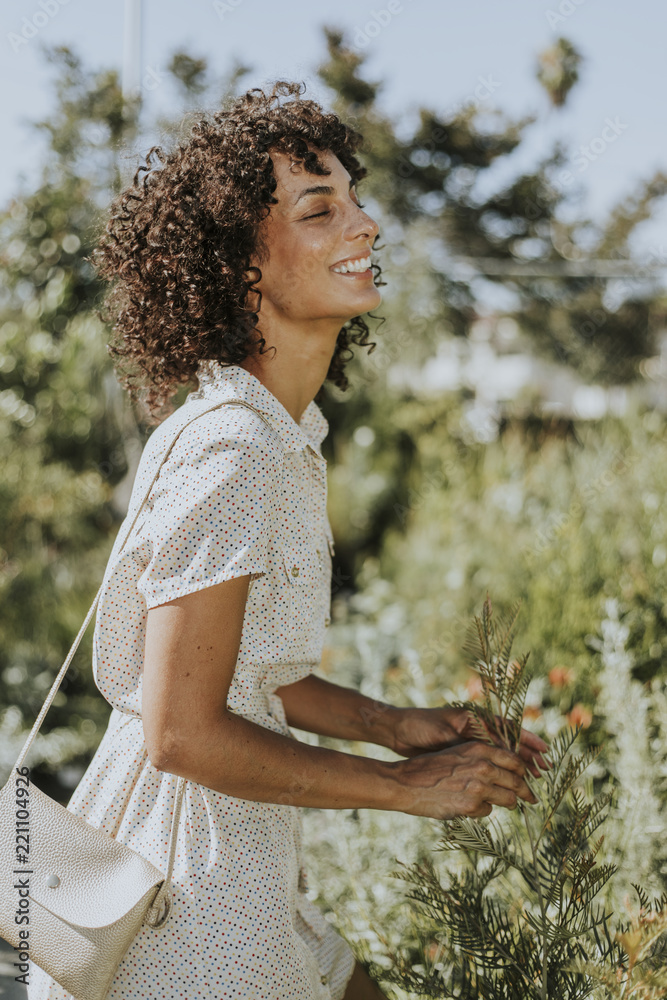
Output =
[{"x1": 346, "y1": 203, "x2": 380, "y2": 243}]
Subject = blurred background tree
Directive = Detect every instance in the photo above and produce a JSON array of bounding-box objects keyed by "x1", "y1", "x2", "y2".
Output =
[
  {"x1": 314, "y1": 29, "x2": 667, "y2": 689},
  {"x1": 0, "y1": 44, "x2": 249, "y2": 798},
  {"x1": 0, "y1": 47, "x2": 130, "y2": 798}
]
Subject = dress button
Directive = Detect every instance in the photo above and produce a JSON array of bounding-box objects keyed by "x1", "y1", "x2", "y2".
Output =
[
  {"x1": 320, "y1": 973, "x2": 329, "y2": 984},
  {"x1": 291, "y1": 566, "x2": 300, "y2": 577},
  {"x1": 325, "y1": 616, "x2": 331, "y2": 626}
]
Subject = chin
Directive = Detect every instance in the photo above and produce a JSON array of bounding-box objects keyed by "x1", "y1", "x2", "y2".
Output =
[{"x1": 341, "y1": 289, "x2": 383, "y2": 316}]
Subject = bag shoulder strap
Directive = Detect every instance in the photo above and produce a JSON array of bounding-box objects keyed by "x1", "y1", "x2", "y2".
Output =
[
  {"x1": 15, "y1": 399, "x2": 274, "y2": 908},
  {"x1": 12, "y1": 396, "x2": 276, "y2": 771}
]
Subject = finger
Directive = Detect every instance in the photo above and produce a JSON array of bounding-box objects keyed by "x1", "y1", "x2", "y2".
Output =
[
  {"x1": 468, "y1": 778, "x2": 535, "y2": 812},
  {"x1": 498, "y1": 769, "x2": 537, "y2": 805},
  {"x1": 481, "y1": 785, "x2": 520, "y2": 812},
  {"x1": 474, "y1": 759, "x2": 536, "y2": 805},
  {"x1": 520, "y1": 740, "x2": 552, "y2": 772},
  {"x1": 485, "y1": 745, "x2": 528, "y2": 776},
  {"x1": 518, "y1": 744, "x2": 551, "y2": 776},
  {"x1": 468, "y1": 801, "x2": 493, "y2": 819},
  {"x1": 519, "y1": 781, "x2": 538, "y2": 805},
  {"x1": 474, "y1": 734, "x2": 549, "y2": 778},
  {"x1": 481, "y1": 737, "x2": 550, "y2": 777},
  {"x1": 519, "y1": 728, "x2": 549, "y2": 753}
]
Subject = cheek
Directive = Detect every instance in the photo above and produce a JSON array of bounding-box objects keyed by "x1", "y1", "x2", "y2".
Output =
[
  {"x1": 264, "y1": 238, "x2": 331, "y2": 292},
  {"x1": 296, "y1": 234, "x2": 330, "y2": 274},
  {"x1": 255, "y1": 211, "x2": 342, "y2": 300}
]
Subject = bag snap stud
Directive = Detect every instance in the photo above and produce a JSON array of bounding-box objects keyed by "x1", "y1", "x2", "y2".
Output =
[{"x1": 45, "y1": 874, "x2": 60, "y2": 888}]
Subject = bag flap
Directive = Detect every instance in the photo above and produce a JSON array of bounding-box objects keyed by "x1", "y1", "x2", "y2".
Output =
[{"x1": 2, "y1": 782, "x2": 165, "y2": 928}]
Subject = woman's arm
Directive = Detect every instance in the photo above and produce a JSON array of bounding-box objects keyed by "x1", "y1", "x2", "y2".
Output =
[
  {"x1": 274, "y1": 673, "x2": 400, "y2": 749},
  {"x1": 275, "y1": 674, "x2": 550, "y2": 776},
  {"x1": 141, "y1": 575, "x2": 536, "y2": 819}
]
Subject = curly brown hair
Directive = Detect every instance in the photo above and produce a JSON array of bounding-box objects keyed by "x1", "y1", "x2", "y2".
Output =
[{"x1": 91, "y1": 80, "x2": 383, "y2": 422}]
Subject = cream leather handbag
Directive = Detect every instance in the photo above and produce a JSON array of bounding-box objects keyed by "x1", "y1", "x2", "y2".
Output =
[{"x1": 0, "y1": 398, "x2": 275, "y2": 1000}]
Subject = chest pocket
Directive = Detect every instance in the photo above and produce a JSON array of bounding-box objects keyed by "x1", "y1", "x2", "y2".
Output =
[{"x1": 281, "y1": 543, "x2": 320, "y2": 634}]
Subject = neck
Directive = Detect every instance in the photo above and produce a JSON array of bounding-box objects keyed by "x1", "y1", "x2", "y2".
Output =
[{"x1": 240, "y1": 315, "x2": 341, "y2": 424}]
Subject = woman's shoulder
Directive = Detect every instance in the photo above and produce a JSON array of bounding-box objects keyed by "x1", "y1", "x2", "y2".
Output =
[
  {"x1": 145, "y1": 394, "x2": 283, "y2": 466},
  {"x1": 122, "y1": 395, "x2": 284, "y2": 523}
]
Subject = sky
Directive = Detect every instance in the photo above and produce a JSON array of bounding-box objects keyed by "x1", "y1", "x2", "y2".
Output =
[{"x1": 1, "y1": 0, "x2": 666, "y2": 260}]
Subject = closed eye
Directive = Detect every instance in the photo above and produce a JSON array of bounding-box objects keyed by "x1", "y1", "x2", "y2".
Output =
[{"x1": 305, "y1": 202, "x2": 366, "y2": 220}]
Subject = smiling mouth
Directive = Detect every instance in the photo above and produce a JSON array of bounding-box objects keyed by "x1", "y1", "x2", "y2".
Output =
[
  {"x1": 330, "y1": 253, "x2": 373, "y2": 277},
  {"x1": 331, "y1": 267, "x2": 372, "y2": 279}
]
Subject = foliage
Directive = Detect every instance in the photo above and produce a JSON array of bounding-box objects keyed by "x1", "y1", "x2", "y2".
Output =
[
  {"x1": 591, "y1": 601, "x2": 667, "y2": 907},
  {"x1": 302, "y1": 574, "x2": 667, "y2": 987},
  {"x1": 328, "y1": 403, "x2": 667, "y2": 718},
  {"x1": 317, "y1": 28, "x2": 667, "y2": 398},
  {"x1": 569, "y1": 887, "x2": 667, "y2": 1000},
  {"x1": 0, "y1": 45, "x2": 133, "y2": 771},
  {"x1": 536, "y1": 37, "x2": 582, "y2": 108},
  {"x1": 384, "y1": 733, "x2": 622, "y2": 999},
  {"x1": 311, "y1": 600, "x2": 667, "y2": 999},
  {"x1": 452, "y1": 597, "x2": 531, "y2": 753}
]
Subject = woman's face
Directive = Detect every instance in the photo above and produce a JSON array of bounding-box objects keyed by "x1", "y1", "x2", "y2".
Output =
[{"x1": 247, "y1": 147, "x2": 382, "y2": 327}]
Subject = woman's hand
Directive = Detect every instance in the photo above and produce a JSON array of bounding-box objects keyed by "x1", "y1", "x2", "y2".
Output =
[
  {"x1": 390, "y1": 706, "x2": 549, "y2": 777},
  {"x1": 393, "y1": 740, "x2": 537, "y2": 820}
]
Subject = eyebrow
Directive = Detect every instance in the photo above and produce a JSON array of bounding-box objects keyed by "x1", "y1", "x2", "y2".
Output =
[{"x1": 294, "y1": 178, "x2": 356, "y2": 204}]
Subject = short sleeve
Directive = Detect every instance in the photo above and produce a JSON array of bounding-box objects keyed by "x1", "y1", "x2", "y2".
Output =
[{"x1": 136, "y1": 412, "x2": 283, "y2": 610}]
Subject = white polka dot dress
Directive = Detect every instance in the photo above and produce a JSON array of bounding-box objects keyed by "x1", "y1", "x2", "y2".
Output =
[{"x1": 27, "y1": 363, "x2": 357, "y2": 1000}]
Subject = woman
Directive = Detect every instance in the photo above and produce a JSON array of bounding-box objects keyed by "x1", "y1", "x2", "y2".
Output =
[{"x1": 28, "y1": 81, "x2": 546, "y2": 1000}]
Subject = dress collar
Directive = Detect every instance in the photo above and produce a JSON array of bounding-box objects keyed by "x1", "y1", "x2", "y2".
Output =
[{"x1": 193, "y1": 361, "x2": 329, "y2": 457}]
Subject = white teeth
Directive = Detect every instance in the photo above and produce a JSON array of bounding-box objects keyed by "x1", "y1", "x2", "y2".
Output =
[{"x1": 332, "y1": 255, "x2": 371, "y2": 274}]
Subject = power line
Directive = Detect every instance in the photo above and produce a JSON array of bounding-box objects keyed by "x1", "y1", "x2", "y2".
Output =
[{"x1": 451, "y1": 257, "x2": 667, "y2": 278}]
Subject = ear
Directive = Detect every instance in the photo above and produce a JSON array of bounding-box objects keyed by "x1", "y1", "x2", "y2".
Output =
[
  {"x1": 242, "y1": 273, "x2": 261, "y2": 313},
  {"x1": 243, "y1": 264, "x2": 261, "y2": 285}
]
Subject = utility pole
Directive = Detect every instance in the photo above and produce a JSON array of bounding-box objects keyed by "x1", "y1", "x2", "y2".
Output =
[
  {"x1": 122, "y1": 0, "x2": 143, "y2": 106},
  {"x1": 119, "y1": 0, "x2": 143, "y2": 189}
]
